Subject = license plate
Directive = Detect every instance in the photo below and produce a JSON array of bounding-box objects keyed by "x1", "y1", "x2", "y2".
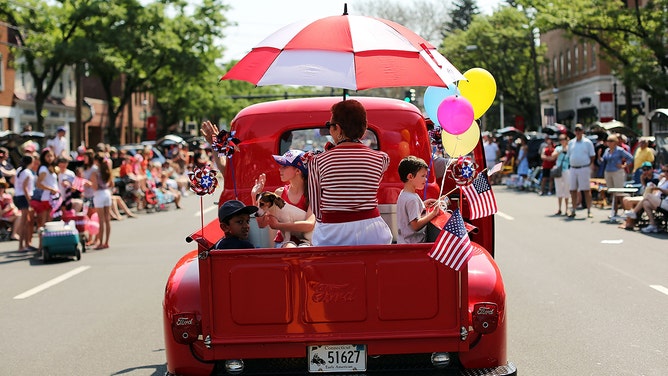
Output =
[{"x1": 307, "y1": 344, "x2": 367, "y2": 373}]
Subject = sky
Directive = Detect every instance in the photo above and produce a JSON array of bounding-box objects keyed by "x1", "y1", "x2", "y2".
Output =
[{"x1": 221, "y1": 0, "x2": 504, "y2": 62}]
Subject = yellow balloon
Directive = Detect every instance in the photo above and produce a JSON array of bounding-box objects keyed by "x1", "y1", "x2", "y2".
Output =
[
  {"x1": 458, "y1": 68, "x2": 497, "y2": 119},
  {"x1": 441, "y1": 121, "x2": 480, "y2": 157}
]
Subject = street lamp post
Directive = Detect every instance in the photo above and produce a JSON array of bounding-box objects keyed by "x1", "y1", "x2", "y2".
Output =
[{"x1": 613, "y1": 81, "x2": 618, "y2": 120}]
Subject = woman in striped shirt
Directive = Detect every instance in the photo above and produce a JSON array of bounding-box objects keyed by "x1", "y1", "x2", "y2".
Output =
[{"x1": 307, "y1": 100, "x2": 393, "y2": 246}]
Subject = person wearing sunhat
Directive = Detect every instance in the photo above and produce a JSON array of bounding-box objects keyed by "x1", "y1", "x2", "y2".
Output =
[
  {"x1": 46, "y1": 126, "x2": 70, "y2": 160},
  {"x1": 214, "y1": 200, "x2": 258, "y2": 249},
  {"x1": 250, "y1": 149, "x2": 315, "y2": 247}
]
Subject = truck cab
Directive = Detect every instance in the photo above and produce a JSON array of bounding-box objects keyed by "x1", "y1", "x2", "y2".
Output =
[{"x1": 163, "y1": 96, "x2": 515, "y2": 376}]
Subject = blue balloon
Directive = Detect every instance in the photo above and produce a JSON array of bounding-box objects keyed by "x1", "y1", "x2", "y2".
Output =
[{"x1": 423, "y1": 85, "x2": 460, "y2": 127}]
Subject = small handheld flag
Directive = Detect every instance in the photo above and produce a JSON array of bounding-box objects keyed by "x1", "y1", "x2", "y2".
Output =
[
  {"x1": 428, "y1": 209, "x2": 473, "y2": 271},
  {"x1": 462, "y1": 173, "x2": 498, "y2": 220}
]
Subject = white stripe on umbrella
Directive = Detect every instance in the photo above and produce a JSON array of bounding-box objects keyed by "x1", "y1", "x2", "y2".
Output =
[{"x1": 257, "y1": 50, "x2": 357, "y2": 88}]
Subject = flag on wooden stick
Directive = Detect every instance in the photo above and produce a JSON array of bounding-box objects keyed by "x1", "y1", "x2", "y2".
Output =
[
  {"x1": 428, "y1": 209, "x2": 473, "y2": 271},
  {"x1": 462, "y1": 173, "x2": 498, "y2": 220}
]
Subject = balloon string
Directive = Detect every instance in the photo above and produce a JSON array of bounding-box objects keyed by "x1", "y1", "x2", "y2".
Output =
[{"x1": 425, "y1": 150, "x2": 435, "y2": 200}]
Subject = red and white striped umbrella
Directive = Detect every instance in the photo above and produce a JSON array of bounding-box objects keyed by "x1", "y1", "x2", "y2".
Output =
[{"x1": 221, "y1": 8, "x2": 465, "y2": 90}]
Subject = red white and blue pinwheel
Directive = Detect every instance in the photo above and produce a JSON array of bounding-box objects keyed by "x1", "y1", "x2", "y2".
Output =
[
  {"x1": 188, "y1": 164, "x2": 219, "y2": 196},
  {"x1": 451, "y1": 156, "x2": 478, "y2": 186}
]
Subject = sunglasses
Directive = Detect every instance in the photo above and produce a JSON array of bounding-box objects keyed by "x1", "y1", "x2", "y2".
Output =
[
  {"x1": 642, "y1": 168, "x2": 652, "y2": 171},
  {"x1": 324, "y1": 121, "x2": 337, "y2": 129}
]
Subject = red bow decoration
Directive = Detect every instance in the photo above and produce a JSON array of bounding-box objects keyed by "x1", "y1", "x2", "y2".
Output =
[
  {"x1": 429, "y1": 126, "x2": 443, "y2": 151},
  {"x1": 188, "y1": 164, "x2": 219, "y2": 196},
  {"x1": 211, "y1": 129, "x2": 241, "y2": 157},
  {"x1": 451, "y1": 156, "x2": 478, "y2": 186},
  {"x1": 302, "y1": 150, "x2": 323, "y2": 163}
]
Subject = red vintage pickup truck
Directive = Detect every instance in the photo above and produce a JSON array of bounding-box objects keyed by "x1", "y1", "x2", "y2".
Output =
[{"x1": 163, "y1": 96, "x2": 516, "y2": 375}]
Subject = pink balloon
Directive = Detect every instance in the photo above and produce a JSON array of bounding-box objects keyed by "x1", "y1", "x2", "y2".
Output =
[
  {"x1": 87, "y1": 213, "x2": 100, "y2": 235},
  {"x1": 437, "y1": 96, "x2": 474, "y2": 136}
]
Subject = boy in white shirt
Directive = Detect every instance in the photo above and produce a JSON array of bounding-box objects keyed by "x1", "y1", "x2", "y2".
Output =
[{"x1": 396, "y1": 156, "x2": 441, "y2": 244}]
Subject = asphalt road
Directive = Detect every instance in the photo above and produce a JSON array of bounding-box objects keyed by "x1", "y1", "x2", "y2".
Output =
[
  {"x1": 0, "y1": 192, "x2": 220, "y2": 376},
  {"x1": 495, "y1": 186, "x2": 668, "y2": 376},
  {"x1": 0, "y1": 187, "x2": 666, "y2": 375}
]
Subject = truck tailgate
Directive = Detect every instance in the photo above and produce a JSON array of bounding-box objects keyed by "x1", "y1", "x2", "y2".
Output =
[{"x1": 198, "y1": 243, "x2": 467, "y2": 358}]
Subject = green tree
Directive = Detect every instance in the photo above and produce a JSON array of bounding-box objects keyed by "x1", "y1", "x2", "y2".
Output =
[
  {"x1": 441, "y1": 6, "x2": 545, "y2": 131},
  {"x1": 516, "y1": 0, "x2": 668, "y2": 117},
  {"x1": 149, "y1": 0, "x2": 232, "y2": 136},
  {"x1": 80, "y1": 0, "x2": 230, "y2": 144},
  {"x1": 444, "y1": 0, "x2": 479, "y2": 34},
  {"x1": 0, "y1": 0, "x2": 104, "y2": 131},
  {"x1": 355, "y1": 0, "x2": 450, "y2": 44}
]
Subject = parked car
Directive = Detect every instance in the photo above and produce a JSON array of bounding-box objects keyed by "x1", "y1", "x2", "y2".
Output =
[{"x1": 117, "y1": 144, "x2": 166, "y2": 165}]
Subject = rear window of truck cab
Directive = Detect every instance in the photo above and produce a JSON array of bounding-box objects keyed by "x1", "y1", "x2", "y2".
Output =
[{"x1": 278, "y1": 127, "x2": 379, "y2": 154}]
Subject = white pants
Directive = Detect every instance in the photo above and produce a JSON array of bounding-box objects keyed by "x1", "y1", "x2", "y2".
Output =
[{"x1": 312, "y1": 216, "x2": 393, "y2": 246}]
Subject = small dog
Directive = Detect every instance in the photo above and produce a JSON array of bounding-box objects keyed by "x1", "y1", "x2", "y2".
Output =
[{"x1": 256, "y1": 191, "x2": 312, "y2": 244}]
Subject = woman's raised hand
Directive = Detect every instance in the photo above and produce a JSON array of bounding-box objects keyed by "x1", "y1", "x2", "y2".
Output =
[{"x1": 201, "y1": 120, "x2": 219, "y2": 145}]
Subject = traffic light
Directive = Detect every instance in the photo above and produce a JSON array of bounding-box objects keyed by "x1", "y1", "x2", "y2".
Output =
[{"x1": 404, "y1": 88, "x2": 416, "y2": 102}]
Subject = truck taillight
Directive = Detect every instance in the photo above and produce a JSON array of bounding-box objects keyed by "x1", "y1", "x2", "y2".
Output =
[
  {"x1": 472, "y1": 303, "x2": 498, "y2": 334},
  {"x1": 172, "y1": 313, "x2": 200, "y2": 344}
]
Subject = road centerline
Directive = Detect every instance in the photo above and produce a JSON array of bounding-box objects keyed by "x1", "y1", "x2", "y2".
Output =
[
  {"x1": 650, "y1": 285, "x2": 668, "y2": 297},
  {"x1": 13, "y1": 265, "x2": 91, "y2": 300},
  {"x1": 194, "y1": 205, "x2": 218, "y2": 217}
]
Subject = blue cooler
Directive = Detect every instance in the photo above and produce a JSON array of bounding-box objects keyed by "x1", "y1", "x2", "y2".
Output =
[{"x1": 40, "y1": 221, "x2": 82, "y2": 262}]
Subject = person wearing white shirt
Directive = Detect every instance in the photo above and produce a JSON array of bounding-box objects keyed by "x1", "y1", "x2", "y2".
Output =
[
  {"x1": 47, "y1": 127, "x2": 70, "y2": 160},
  {"x1": 566, "y1": 124, "x2": 596, "y2": 218}
]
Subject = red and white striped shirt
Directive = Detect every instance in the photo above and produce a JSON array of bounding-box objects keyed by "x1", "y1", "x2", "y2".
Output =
[{"x1": 308, "y1": 143, "x2": 389, "y2": 222}]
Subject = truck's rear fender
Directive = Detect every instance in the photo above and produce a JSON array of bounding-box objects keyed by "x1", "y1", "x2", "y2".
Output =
[
  {"x1": 459, "y1": 246, "x2": 508, "y2": 369},
  {"x1": 163, "y1": 250, "x2": 214, "y2": 376}
]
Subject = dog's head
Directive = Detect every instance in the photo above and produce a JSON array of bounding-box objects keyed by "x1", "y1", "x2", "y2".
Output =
[{"x1": 256, "y1": 191, "x2": 286, "y2": 211}]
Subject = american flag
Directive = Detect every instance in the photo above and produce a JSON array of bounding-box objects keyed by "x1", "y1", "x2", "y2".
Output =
[
  {"x1": 487, "y1": 162, "x2": 503, "y2": 176},
  {"x1": 428, "y1": 209, "x2": 473, "y2": 271},
  {"x1": 461, "y1": 173, "x2": 498, "y2": 220},
  {"x1": 72, "y1": 177, "x2": 88, "y2": 192}
]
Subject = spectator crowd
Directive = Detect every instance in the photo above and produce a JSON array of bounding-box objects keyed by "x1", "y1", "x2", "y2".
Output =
[
  {"x1": 0, "y1": 127, "x2": 208, "y2": 253},
  {"x1": 483, "y1": 124, "x2": 668, "y2": 234}
]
